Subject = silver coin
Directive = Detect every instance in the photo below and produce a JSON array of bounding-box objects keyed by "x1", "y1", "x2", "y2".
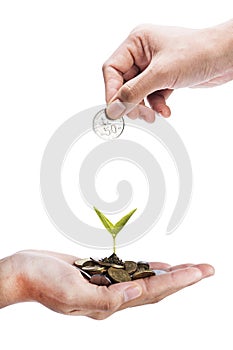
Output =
[
  {"x1": 93, "y1": 109, "x2": 124, "y2": 140},
  {"x1": 153, "y1": 269, "x2": 168, "y2": 276}
]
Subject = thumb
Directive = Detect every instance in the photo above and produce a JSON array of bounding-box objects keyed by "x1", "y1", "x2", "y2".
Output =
[
  {"x1": 80, "y1": 281, "x2": 142, "y2": 313},
  {"x1": 107, "y1": 64, "x2": 164, "y2": 119},
  {"x1": 112, "y1": 282, "x2": 142, "y2": 303},
  {"x1": 95, "y1": 282, "x2": 142, "y2": 313}
]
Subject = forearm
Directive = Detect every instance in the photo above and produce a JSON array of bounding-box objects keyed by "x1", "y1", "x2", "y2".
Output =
[{"x1": 0, "y1": 255, "x2": 24, "y2": 309}]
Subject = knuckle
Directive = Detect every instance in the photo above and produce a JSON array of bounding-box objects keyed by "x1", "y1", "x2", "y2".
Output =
[
  {"x1": 96, "y1": 297, "x2": 116, "y2": 312},
  {"x1": 128, "y1": 24, "x2": 153, "y2": 44},
  {"x1": 129, "y1": 23, "x2": 148, "y2": 36},
  {"x1": 120, "y1": 83, "x2": 136, "y2": 102},
  {"x1": 164, "y1": 271, "x2": 178, "y2": 291},
  {"x1": 102, "y1": 61, "x2": 114, "y2": 82},
  {"x1": 102, "y1": 61, "x2": 108, "y2": 73},
  {"x1": 142, "y1": 278, "x2": 152, "y2": 298}
]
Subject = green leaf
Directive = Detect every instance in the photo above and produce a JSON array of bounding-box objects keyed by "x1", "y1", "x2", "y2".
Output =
[
  {"x1": 94, "y1": 207, "x2": 114, "y2": 234},
  {"x1": 113, "y1": 208, "x2": 137, "y2": 236},
  {"x1": 94, "y1": 207, "x2": 137, "y2": 239}
]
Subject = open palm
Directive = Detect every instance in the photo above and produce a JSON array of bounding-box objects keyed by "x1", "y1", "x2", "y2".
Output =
[{"x1": 4, "y1": 250, "x2": 214, "y2": 320}]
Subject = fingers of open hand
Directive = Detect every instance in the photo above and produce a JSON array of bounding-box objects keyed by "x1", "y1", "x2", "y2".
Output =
[
  {"x1": 167, "y1": 263, "x2": 215, "y2": 279},
  {"x1": 117, "y1": 264, "x2": 214, "y2": 311},
  {"x1": 82, "y1": 263, "x2": 214, "y2": 319}
]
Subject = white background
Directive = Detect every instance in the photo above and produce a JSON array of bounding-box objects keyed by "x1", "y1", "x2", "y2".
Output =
[{"x1": 0, "y1": 1, "x2": 232, "y2": 349}]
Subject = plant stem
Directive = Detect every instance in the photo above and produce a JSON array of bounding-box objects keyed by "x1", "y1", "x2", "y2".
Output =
[{"x1": 113, "y1": 236, "x2": 116, "y2": 254}]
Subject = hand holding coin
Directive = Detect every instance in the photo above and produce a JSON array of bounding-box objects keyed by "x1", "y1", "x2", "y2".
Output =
[{"x1": 0, "y1": 250, "x2": 214, "y2": 320}]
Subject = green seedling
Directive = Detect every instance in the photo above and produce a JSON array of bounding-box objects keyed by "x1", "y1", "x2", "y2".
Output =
[{"x1": 94, "y1": 207, "x2": 137, "y2": 254}]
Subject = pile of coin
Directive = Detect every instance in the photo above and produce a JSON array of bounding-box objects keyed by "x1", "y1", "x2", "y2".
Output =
[{"x1": 73, "y1": 253, "x2": 166, "y2": 286}]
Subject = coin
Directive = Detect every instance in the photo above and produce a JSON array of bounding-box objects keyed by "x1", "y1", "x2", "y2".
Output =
[
  {"x1": 124, "y1": 261, "x2": 138, "y2": 274},
  {"x1": 82, "y1": 260, "x2": 97, "y2": 267},
  {"x1": 82, "y1": 266, "x2": 106, "y2": 274},
  {"x1": 98, "y1": 261, "x2": 124, "y2": 269},
  {"x1": 90, "y1": 258, "x2": 111, "y2": 267},
  {"x1": 108, "y1": 267, "x2": 131, "y2": 283},
  {"x1": 93, "y1": 109, "x2": 124, "y2": 140},
  {"x1": 90, "y1": 274, "x2": 112, "y2": 286},
  {"x1": 75, "y1": 267, "x2": 91, "y2": 281},
  {"x1": 109, "y1": 263, "x2": 125, "y2": 269},
  {"x1": 132, "y1": 270, "x2": 155, "y2": 280},
  {"x1": 73, "y1": 258, "x2": 90, "y2": 268},
  {"x1": 73, "y1": 254, "x2": 156, "y2": 285},
  {"x1": 153, "y1": 269, "x2": 167, "y2": 276},
  {"x1": 137, "y1": 261, "x2": 150, "y2": 270}
]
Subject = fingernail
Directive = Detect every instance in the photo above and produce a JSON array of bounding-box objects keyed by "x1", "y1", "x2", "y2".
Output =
[
  {"x1": 193, "y1": 264, "x2": 215, "y2": 278},
  {"x1": 207, "y1": 266, "x2": 215, "y2": 276},
  {"x1": 123, "y1": 285, "x2": 142, "y2": 302},
  {"x1": 107, "y1": 99, "x2": 126, "y2": 119}
]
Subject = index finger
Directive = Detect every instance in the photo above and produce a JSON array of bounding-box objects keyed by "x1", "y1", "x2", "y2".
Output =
[{"x1": 102, "y1": 42, "x2": 135, "y2": 102}]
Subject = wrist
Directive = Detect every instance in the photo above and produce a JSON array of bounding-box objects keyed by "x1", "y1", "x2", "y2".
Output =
[
  {"x1": 204, "y1": 20, "x2": 233, "y2": 75},
  {"x1": 0, "y1": 254, "x2": 27, "y2": 309}
]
